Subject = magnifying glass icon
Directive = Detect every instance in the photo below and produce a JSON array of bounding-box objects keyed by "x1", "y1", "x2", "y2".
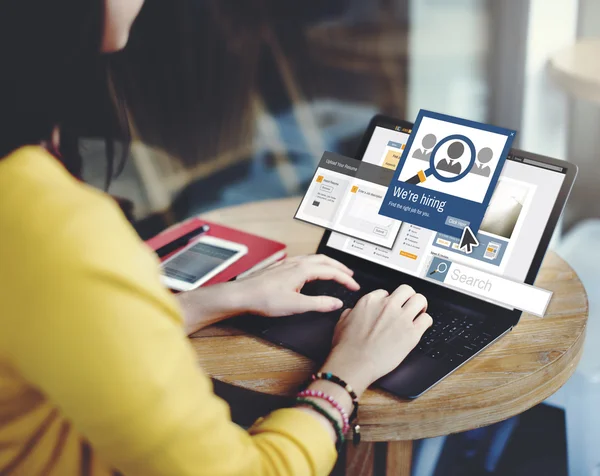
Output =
[
  {"x1": 406, "y1": 134, "x2": 477, "y2": 185},
  {"x1": 429, "y1": 262, "x2": 448, "y2": 276}
]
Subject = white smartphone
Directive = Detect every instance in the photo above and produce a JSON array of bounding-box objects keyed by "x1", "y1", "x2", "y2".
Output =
[{"x1": 160, "y1": 236, "x2": 248, "y2": 292}]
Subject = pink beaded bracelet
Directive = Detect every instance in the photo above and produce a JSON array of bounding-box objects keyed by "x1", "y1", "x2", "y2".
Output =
[{"x1": 297, "y1": 389, "x2": 350, "y2": 434}]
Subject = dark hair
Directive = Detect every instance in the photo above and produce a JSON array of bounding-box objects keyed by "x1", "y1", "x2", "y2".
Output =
[{"x1": 0, "y1": 0, "x2": 129, "y2": 189}]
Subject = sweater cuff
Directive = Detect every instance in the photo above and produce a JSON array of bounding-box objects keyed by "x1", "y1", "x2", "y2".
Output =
[{"x1": 250, "y1": 407, "x2": 337, "y2": 476}]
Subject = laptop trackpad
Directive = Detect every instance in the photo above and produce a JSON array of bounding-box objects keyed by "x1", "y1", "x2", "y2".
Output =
[{"x1": 262, "y1": 312, "x2": 339, "y2": 363}]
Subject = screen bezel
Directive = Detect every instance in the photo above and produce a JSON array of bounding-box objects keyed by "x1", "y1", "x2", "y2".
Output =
[{"x1": 315, "y1": 114, "x2": 577, "y2": 324}]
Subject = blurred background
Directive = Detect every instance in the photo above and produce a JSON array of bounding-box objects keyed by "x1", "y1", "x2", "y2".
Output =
[{"x1": 80, "y1": 0, "x2": 600, "y2": 474}]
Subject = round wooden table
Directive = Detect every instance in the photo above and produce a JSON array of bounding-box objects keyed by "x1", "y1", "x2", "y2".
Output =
[{"x1": 190, "y1": 197, "x2": 588, "y2": 476}]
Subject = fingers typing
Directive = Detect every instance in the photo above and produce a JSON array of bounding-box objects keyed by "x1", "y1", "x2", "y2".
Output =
[
  {"x1": 305, "y1": 264, "x2": 360, "y2": 291},
  {"x1": 401, "y1": 293, "x2": 428, "y2": 319}
]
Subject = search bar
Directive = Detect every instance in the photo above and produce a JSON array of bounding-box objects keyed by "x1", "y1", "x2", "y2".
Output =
[{"x1": 426, "y1": 257, "x2": 552, "y2": 317}]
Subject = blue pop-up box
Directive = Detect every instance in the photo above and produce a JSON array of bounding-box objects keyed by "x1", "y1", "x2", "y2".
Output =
[{"x1": 379, "y1": 110, "x2": 516, "y2": 238}]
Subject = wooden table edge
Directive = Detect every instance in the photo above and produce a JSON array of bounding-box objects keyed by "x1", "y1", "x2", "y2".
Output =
[{"x1": 385, "y1": 325, "x2": 585, "y2": 441}]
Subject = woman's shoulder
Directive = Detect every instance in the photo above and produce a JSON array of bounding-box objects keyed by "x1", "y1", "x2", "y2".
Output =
[
  {"x1": 0, "y1": 146, "x2": 145, "y2": 273},
  {"x1": 1, "y1": 144, "x2": 97, "y2": 196},
  {"x1": 0, "y1": 149, "x2": 183, "y2": 355},
  {"x1": 0, "y1": 146, "x2": 116, "y2": 226}
]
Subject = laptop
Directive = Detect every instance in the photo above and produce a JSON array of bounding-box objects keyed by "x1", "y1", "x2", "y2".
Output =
[{"x1": 240, "y1": 114, "x2": 577, "y2": 399}]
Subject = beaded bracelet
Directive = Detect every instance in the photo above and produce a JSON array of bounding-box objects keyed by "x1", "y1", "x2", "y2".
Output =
[
  {"x1": 311, "y1": 372, "x2": 361, "y2": 444},
  {"x1": 297, "y1": 389, "x2": 350, "y2": 433},
  {"x1": 295, "y1": 397, "x2": 345, "y2": 451},
  {"x1": 312, "y1": 372, "x2": 358, "y2": 401},
  {"x1": 311, "y1": 372, "x2": 358, "y2": 421}
]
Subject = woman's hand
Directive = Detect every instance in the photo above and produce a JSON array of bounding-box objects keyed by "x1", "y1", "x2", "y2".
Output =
[
  {"x1": 235, "y1": 255, "x2": 360, "y2": 317},
  {"x1": 177, "y1": 255, "x2": 359, "y2": 335},
  {"x1": 319, "y1": 285, "x2": 433, "y2": 397}
]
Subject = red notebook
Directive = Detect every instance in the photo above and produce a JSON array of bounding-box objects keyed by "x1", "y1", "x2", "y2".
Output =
[{"x1": 145, "y1": 218, "x2": 287, "y2": 287}]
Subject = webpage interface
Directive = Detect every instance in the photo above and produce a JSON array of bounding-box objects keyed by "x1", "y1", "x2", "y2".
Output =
[
  {"x1": 326, "y1": 125, "x2": 567, "y2": 302},
  {"x1": 295, "y1": 126, "x2": 411, "y2": 248}
]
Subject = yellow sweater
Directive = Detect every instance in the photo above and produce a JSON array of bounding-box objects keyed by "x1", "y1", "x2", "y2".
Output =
[{"x1": 0, "y1": 147, "x2": 336, "y2": 476}]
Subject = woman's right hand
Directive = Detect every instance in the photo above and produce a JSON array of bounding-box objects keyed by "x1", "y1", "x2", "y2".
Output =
[{"x1": 321, "y1": 285, "x2": 433, "y2": 397}]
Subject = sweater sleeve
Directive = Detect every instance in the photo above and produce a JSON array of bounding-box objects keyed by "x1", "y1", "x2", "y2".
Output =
[{"x1": 0, "y1": 191, "x2": 337, "y2": 476}]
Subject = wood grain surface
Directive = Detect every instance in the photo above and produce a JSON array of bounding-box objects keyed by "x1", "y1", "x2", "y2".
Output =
[
  {"x1": 386, "y1": 441, "x2": 412, "y2": 476},
  {"x1": 192, "y1": 197, "x2": 588, "y2": 442},
  {"x1": 345, "y1": 442, "x2": 376, "y2": 476}
]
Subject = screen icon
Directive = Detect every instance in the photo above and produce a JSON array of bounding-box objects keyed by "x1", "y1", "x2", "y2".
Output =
[{"x1": 429, "y1": 262, "x2": 448, "y2": 276}]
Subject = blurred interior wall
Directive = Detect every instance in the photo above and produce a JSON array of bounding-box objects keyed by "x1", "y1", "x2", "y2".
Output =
[
  {"x1": 565, "y1": 0, "x2": 600, "y2": 228},
  {"x1": 408, "y1": 0, "x2": 490, "y2": 122}
]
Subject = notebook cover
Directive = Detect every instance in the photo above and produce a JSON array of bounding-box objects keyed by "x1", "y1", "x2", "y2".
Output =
[{"x1": 145, "y1": 218, "x2": 287, "y2": 287}]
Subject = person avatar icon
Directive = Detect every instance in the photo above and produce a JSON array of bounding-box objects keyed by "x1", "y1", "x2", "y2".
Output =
[
  {"x1": 435, "y1": 140, "x2": 464, "y2": 175},
  {"x1": 471, "y1": 147, "x2": 493, "y2": 177},
  {"x1": 412, "y1": 133, "x2": 437, "y2": 161}
]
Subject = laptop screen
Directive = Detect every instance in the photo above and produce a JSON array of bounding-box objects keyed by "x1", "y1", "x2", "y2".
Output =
[{"x1": 325, "y1": 123, "x2": 568, "y2": 299}]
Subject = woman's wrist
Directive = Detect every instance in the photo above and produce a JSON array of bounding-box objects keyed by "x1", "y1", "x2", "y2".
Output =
[
  {"x1": 306, "y1": 379, "x2": 354, "y2": 416},
  {"x1": 177, "y1": 281, "x2": 251, "y2": 334},
  {"x1": 319, "y1": 352, "x2": 375, "y2": 399},
  {"x1": 231, "y1": 276, "x2": 271, "y2": 316}
]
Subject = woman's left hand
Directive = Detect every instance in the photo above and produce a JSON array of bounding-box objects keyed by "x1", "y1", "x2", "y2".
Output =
[
  {"x1": 234, "y1": 255, "x2": 360, "y2": 317},
  {"x1": 178, "y1": 255, "x2": 360, "y2": 335}
]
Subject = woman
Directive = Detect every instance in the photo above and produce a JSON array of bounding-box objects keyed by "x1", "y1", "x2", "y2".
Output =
[{"x1": 0, "y1": 1, "x2": 432, "y2": 475}]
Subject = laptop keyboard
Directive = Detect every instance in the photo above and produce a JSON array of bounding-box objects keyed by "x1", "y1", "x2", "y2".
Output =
[
  {"x1": 416, "y1": 310, "x2": 495, "y2": 364},
  {"x1": 302, "y1": 279, "x2": 498, "y2": 364}
]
